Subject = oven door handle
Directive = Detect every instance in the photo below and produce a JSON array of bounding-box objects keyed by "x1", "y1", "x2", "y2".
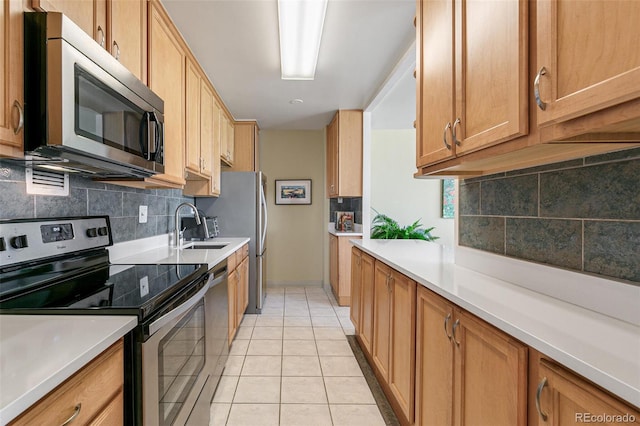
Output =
[{"x1": 148, "y1": 281, "x2": 209, "y2": 336}]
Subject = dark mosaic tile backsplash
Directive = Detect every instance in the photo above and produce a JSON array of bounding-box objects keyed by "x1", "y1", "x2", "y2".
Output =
[
  {"x1": 0, "y1": 162, "x2": 194, "y2": 244},
  {"x1": 329, "y1": 197, "x2": 362, "y2": 225},
  {"x1": 458, "y1": 147, "x2": 640, "y2": 284}
]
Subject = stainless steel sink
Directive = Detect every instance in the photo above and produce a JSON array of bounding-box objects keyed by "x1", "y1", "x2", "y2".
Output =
[{"x1": 184, "y1": 244, "x2": 228, "y2": 250}]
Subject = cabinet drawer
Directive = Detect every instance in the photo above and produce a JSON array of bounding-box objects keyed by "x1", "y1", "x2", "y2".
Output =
[
  {"x1": 241, "y1": 243, "x2": 249, "y2": 260},
  {"x1": 88, "y1": 391, "x2": 124, "y2": 426},
  {"x1": 228, "y1": 249, "x2": 238, "y2": 271},
  {"x1": 10, "y1": 340, "x2": 124, "y2": 426}
]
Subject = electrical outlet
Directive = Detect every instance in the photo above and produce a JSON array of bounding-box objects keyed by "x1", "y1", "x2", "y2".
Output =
[
  {"x1": 139, "y1": 205, "x2": 148, "y2": 223},
  {"x1": 139, "y1": 276, "x2": 149, "y2": 297}
]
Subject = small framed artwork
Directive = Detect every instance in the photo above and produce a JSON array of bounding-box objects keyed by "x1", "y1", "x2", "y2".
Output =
[
  {"x1": 441, "y1": 178, "x2": 455, "y2": 218},
  {"x1": 275, "y1": 179, "x2": 312, "y2": 205}
]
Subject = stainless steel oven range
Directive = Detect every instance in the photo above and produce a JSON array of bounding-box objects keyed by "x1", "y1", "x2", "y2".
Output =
[{"x1": 0, "y1": 216, "x2": 228, "y2": 425}]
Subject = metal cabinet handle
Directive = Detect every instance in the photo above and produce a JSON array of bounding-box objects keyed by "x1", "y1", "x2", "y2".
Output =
[
  {"x1": 442, "y1": 122, "x2": 452, "y2": 150},
  {"x1": 534, "y1": 66, "x2": 548, "y2": 111},
  {"x1": 113, "y1": 40, "x2": 120, "y2": 60},
  {"x1": 97, "y1": 25, "x2": 105, "y2": 47},
  {"x1": 536, "y1": 377, "x2": 549, "y2": 421},
  {"x1": 451, "y1": 319, "x2": 461, "y2": 346},
  {"x1": 12, "y1": 100, "x2": 24, "y2": 135},
  {"x1": 60, "y1": 403, "x2": 82, "y2": 425},
  {"x1": 452, "y1": 118, "x2": 461, "y2": 146},
  {"x1": 444, "y1": 313, "x2": 452, "y2": 340}
]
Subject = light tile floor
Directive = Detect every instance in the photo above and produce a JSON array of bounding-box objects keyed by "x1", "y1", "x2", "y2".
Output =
[{"x1": 209, "y1": 286, "x2": 386, "y2": 426}]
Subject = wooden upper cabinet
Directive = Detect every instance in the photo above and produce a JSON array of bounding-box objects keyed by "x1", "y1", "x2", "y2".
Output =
[
  {"x1": 229, "y1": 121, "x2": 259, "y2": 172},
  {"x1": 535, "y1": 0, "x2": 640, "y2": 126},
  {"x1": 185, "y1": 58, "x2": 202, "y2": 175},
  {"x1": 0, "y1": 0, "x2": 24, "y2": 157},
  {"x1": 210, "y1": 100, "x2": 222, "y2": 195},
  {"x1": 109, "y1": 0, "x2": 147, "y2": 83},
  {"x1": 32, "y1": 0, "x2": 147, "y2": 82},
  {"x1": 534, "y1": 360, "x2": 640, "y2": 426},
  {"x1": 455, "y1": 0, "x2": 528, "y2": 155},
  {"x1": 148, "y1": 0, "x2": 185, "y2": 187},
  {"x1": 32, "y1": 0, "x2": 100, "y2": 40},
  {"x1": 415, "y1": 0, "x2": 455, "y2": 166},
  {"x1": 220, "y1": 112, "x2": 235, "y2": 166},
  {"x1": 200, "y1": 82, "x2": 214, "y2": 178},
  {"x1": 326, "y1": 110, "x2": 362, "y2": 198},
  {"x1": 416, "y1": 0, "x2": 528, "y2": 168}
]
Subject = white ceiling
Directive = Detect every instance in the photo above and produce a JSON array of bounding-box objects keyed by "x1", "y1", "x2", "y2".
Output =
[{"x1": 162, "y1": 0, "x2": 416, "y2": 130}]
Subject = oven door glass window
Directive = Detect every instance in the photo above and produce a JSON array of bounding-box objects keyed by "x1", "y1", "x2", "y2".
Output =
[
  {"x1": 157, "y1": 300, "x2": 205, "y2": 425},
  {"x1": 74, "y1": 64, "x2": 147, "y2": 157}
]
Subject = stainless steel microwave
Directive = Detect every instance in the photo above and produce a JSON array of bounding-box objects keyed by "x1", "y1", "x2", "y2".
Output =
[{"x1": 23, "y1": 12, "x2": 164, "y2": 178}]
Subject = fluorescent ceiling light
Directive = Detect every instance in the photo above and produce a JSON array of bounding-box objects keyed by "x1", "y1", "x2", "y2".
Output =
[{"x1": 278, "y1": 0, "x2": 328, "y2": 80}]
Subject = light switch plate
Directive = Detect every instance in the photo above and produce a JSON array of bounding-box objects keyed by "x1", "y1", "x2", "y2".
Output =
[{"x1": 139, "y1": 205, "x2": 148, "y2": 223}]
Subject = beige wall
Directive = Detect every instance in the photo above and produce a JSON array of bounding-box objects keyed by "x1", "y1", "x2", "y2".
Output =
[
  {"x1": 260, "y1": 130, "x2": 326, "y2": 286},
  {"x1": 371, "y1": 129, "x2": 455, "y2": 247}
]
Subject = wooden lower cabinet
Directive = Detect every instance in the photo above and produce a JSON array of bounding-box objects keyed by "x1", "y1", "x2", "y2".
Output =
[
  {"x1": 532, "y1": 357, "x2": 640, "y2": 426},
  {"x1": 357, "y1": 249, "x2": 375, "y2": 355},
  {"x1": 329, "y1": 234, "x2": 361, "y2": 306},
  {"x1": 228, "y1": 243, "x2": 249, "y2": 345},
  {"x1": 414, "y1": 286, "x2": 527, "y2": 426},
  {"x1": 10, "y1": 339, "x2": 124, "y2": 426},
  {"x1": 415, "y1": 286, "x2": 455, "y2": 426},
  {"x1": 350, "y1": 247, "x2": 362, "y2": 332},
  {"x1": 371, "y1": 261, "x2": 416, "y2": 424}
]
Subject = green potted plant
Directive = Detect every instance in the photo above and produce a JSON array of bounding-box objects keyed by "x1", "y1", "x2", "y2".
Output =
[{"x1": 370, "y1": 210, "x2": 439, "y2": 241}]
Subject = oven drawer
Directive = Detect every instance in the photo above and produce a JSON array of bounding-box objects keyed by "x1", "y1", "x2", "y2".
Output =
[{"x1": 9, "y1": 340, "x2": 124, "y2": 426}]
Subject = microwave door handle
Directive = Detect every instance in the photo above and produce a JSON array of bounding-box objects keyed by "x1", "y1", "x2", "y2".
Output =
[
  {"x1": 147, "y1": 111, "x2": 158, "y2": 161},
  {"x1": 139, "y1": 112, "x2": 151, "y2": 159}
]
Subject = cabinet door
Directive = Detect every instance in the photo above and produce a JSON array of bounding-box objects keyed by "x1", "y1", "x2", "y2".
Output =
[
  {"x1": 350, "y1": 247, "x2": 362, "y2": 333},
  {"x1": 227, "y1": 119, "x2": 235, "y2": 164},
  {"x1": 455, "y1": 0, "x2": 528, "y2": 154},
  {"x1": 329, "y1": 234, "x2": 338, "y2": 296},
  {"x1": 416, "y1": 0, "x2": 456, "y2": 167},
  {"x1": 185, "y1": 58, "x2": 201, "y2": 174},
  {"x1": 229, "y1": 121, "x2": 258, "y2": 172},
  {"x1": 210, "y1": 100, "x2": 222, "y2": 195},
  {"x1": 335, "y1": 110, "x2": 362, "y2": 197},
  {"x1": 227, "y1": 268, "x2": 237, "y2": 343},
  {"x1": 372, "y1": 261, "x2": 392, "y2": 381},
  {"x1": 326, "y1": 116, "x2": 338, "y2": 197},
  {"x1": 200, "y1": 81, "x2": 214, "y2": 178},
  {"x1": 415, "y1": 286, "x2": 454, "y2": 426},
  {"x1": 536, "y1": 0, "x2": 640, "y2": 126},
  {"x1": 454, "y1": 309, "x2": 528, "y2": 426},
  {"x1": 109, "y1": 0, "x2": 146, "y2": 82},
  {"x1": 359, "y1": 252, "x2": 375, "y2": 355},
  {"x1": 0, "y1": 0, "x2": 24, "y2": 156},
  {"x1": 148, "y1": 0, "x2": 185, "y2": 186},
  {"x1": 33, "y1": 0, "x2": 97, "y2": 41},
  {"x1": 220, "y1": 112, "x2": 229, "y2": 164},
  {"x1": 536, "y1": 361, "x2": 640, "y2": 426},
  {"x1": 388, "y1": 270, "x2": 416, "y2": 424}
]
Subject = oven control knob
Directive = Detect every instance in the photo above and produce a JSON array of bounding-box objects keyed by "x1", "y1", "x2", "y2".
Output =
[
  {"x1": 97, "y1": 227, "x2": 109, "y2": 236},
  {"x1": 0, "y1": 237, "x2": 6, "y2": 251},
  {"x1": 86, "y1": 228, "x2": 98, "y2": 238},
  {"x1": 10, "y1": 235, "x2": 28, "y2": 249}
]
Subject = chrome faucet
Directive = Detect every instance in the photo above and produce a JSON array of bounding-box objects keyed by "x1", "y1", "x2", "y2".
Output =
[{"x1": 174, "y1": 202, "x2": 201, "y2": 248}]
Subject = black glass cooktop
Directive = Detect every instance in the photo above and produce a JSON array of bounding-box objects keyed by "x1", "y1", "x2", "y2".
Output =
[{"x1": 0, "y1": 257, "x2": 207, "y2": 320}]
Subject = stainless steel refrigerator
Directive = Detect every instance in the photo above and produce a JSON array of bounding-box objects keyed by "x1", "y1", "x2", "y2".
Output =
[{"x1": 196, "y1": 171, "x2": 267, "y2": 313}]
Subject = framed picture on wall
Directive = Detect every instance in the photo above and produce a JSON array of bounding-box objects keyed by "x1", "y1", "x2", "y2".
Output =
[
  {"x1": 275, "y1": 179, "x2": 312, "y2": 205},
  {"x1": 441, "y1": 178, "x2": 455, "y2": 218}
]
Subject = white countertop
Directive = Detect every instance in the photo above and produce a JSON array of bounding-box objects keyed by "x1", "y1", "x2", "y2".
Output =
[
  {"x1": 328, "y1": 222, "x2": 363, "y2": 237},
  {"x1": 0, "y1": 315, "x2": 137, "y2": 425},
  {"x1": 109, "y1": 237, "x2": 250, "y2": 269},
  {"x1": 352, "y1": 239, "x2": 640, "y2": 408}
]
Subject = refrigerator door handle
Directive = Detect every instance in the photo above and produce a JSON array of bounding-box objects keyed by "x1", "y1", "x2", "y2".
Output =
[{"x1": 260, "y1": 183, "x2": 268, "y2": 253}]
